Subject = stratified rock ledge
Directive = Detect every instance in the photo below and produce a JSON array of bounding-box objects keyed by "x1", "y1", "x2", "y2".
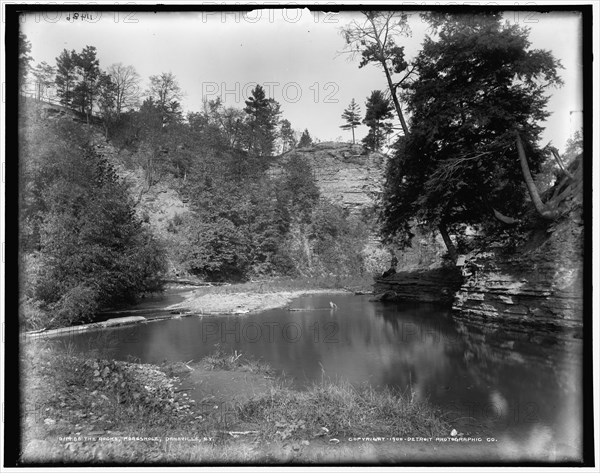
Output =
[{"x1": 372, "y1": 267, "x2": 463, "y2": 306}]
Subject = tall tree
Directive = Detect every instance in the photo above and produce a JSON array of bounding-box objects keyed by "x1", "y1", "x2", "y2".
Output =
[
  {"x1": 55, "y1": 49, "x2": 77, "y2": 107},
  {"x1": 380, "y1": 13, "x2": 563, "y2": 259},
  {"x1": 280, "y1": 119, "x2": 296, "y2": 152},
  {"x1": 189, "y1": 98, "x2": 231, "y2": 152},
  {"x1": 97, "y1": 72, "x2": 117, "y2": 139},
  {"x1": 340, "y1": 98, "x2": 362, "y2": 144},
  {"x1": 72, "y1": 46, "x2": 101, "y2": 121},
  {"x1": 148, "y1": 72, "x2": 183, "y2": 126},
  {"x1": 134, "y1": 98, "x2": 166, "y2": 188},
  {"x1": 32, "y1": 62, "x2": 56, "y2": 101},
  {"x1": 221, "y1": 106, "x2": 247, "y2": 150},
  {"x1": 298, "y1": 129, "x2": 313, "y2": 148},
  {"x1": 341, "y1": 11, "x2": 412, "y2": 137},
  {"x1": 18, "y1": 32, "x2": 33, "y2": 94},
  {"x1": 244, "y1": 84, "x2": 281, "y2": 156},
  {"x1": 362, "y1": 91, "x2": 393, "y2": 151},
  {"x1": 107, "y1": 63, "x2": 141, "y2": 115}
]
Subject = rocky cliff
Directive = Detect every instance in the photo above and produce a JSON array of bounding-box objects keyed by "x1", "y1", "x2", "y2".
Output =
[
  {"x1": 90, "y1": 140, "x2": 191, "y2": 239},
  {"x1": 371, "y1": 154, "x2": 585, "y2": 330},
  {"x1": 452, "y1": 155, "x2": 584, "y2": 332},
  {"x1": 30, "y1": 98, "x2": 192, "y2": 241},
  {"x1": 271, "y1": 142, "x2": 388, "y2": 215},
  {"x1": 372, "y1": 267, "x2": 463, "y2": 305}
]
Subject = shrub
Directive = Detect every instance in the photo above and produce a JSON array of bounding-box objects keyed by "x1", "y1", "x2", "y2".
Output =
[{"x1": 51, "y1": 285, "x2": 99, "y2": 326}]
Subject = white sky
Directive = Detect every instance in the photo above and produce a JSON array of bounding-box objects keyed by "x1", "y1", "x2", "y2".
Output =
[{"x1": 21, "y1": 8, "x2": 583, "y2": 152}]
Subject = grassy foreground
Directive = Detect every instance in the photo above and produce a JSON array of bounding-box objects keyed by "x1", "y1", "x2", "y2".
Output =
[{"x1": 20, "y1": 341, "x2": 452, "y2": 464}]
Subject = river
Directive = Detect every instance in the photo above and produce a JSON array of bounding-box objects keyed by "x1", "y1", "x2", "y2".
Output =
[{"x1": 53, "y1": 291, "x2": 583, "y2": 454}]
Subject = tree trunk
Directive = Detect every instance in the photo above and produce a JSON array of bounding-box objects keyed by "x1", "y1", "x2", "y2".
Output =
[
  {"x1": 381, "y1": 57, "x2": 409, "y2": 138},
  {"x1": 492, "y1": 208, "x2": 518, "y2": 224},
  {"x1": 351, "y1": 127, "x2": 355, "y2": 144},
  {"x1": 515, "y1": 132, "x2": 559, "y2": 220},
  {"x1": 367, "y1": 15, "x2": 410, "y2": 138},
  {"x1": 438, "y1": 222, "x2": 457, "y2": 263},
  {"x1": 550, "y1": 148, "x2": 574, "y2": 179}
]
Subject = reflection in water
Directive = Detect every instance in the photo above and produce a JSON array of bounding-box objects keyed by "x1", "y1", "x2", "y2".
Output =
[
  {"x1": 92, "y1": 287, "x2": 196, "y2": 322},
  {"x1": 57, "y1": 293, "x2": 582, "y2": 457}
]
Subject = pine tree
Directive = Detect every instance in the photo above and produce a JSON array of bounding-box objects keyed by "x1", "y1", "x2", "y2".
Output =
[
  {"x1": 32, "y1": 62, "x2": 56, "y2": 101},
  {"x1": 55, "y1": 49, "x2": 77, "y2": 107},
  {"x1": 72, "y1": 46, "x2": 101, "y2": 120},
  {"x1": 362, "y1": 91, "x2": 393, "y2": 151},
  {"x1": 18, "y1": 32, "x2": 33, "y2": 94},
  {"x1": 298, "y1": 129, "x2": 313, "y2": 148},
  {"x1": 340, "y1": 98, "x2": 362, "y2": 144},
  {"x1": 244, "y1": 84, "x2": 281, "y2": 156}
]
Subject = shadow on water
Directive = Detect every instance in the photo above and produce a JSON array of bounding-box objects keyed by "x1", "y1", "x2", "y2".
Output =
[
  {"x1": 51, "y1": 292, "x2": 582, "y2": 455},
  {"x1": 91, "y1": 286, "x2": 196, "y2": 322}
]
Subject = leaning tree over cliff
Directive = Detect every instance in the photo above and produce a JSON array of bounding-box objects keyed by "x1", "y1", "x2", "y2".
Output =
[{"x1": 379, "y1": 12, "x2": 564, "y2": 260}]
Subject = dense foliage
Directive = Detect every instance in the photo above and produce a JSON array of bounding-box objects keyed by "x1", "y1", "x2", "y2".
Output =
[
  {"x1": 380, "y1": 13, "x2": 563, "y2": 248},
  {"x1": 18, "y1": 31, "x2": 33, "y2": 91},
  {"x1": 298, "y1": 129, "x2": 313, "y2": 148},
  {"x1": 170, "y1": 148, "x2": 369, "y2": 281},
  {"x1": 244, "y1": 85, "x2": 281, "y2": 156},
  {"x1": 20, "y1": 111, "x2": 167, "y2": 329},
  {"x1": 362, "y1": 90, "x2": 394, "y2": 151},
  {"x1": 17, "y1": 28, "x2": 456, "y2": 330}
]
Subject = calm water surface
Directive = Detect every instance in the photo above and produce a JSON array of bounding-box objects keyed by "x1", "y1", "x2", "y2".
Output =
[{"x1": 56, "y1": 293, "x2": 583, "y2": 451}]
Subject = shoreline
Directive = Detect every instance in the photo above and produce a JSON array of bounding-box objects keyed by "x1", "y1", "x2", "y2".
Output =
[
  {"x1": 166, "y1": 288, "x2": 349, "y2": 315},
  {"x1": 22, "y1": 287, "x2": 351, "y2": 339}
]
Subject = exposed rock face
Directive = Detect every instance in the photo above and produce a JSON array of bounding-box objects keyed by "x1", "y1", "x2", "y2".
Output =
[
  {"x1": 372, "y1": 267, "x2": 463, "y2": 305},
  {"x1": 90, "y1": 139, "x2": 190, "y2": 238},
  {"x1": 394, "y1": 227, "x2": 447, "y2": 271},
  {"x1": 269, "y1": 142, "x2": 393, "y2": 276},
  {"x1": 452, "y1": 221, "x2": 584, "y2": 331},
  {"x1": 271, "y1": 142, "x2": 388, "y2": 214},
  {"x1": 453, "y1": 156, "x2": 584, "y2": 331}
]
